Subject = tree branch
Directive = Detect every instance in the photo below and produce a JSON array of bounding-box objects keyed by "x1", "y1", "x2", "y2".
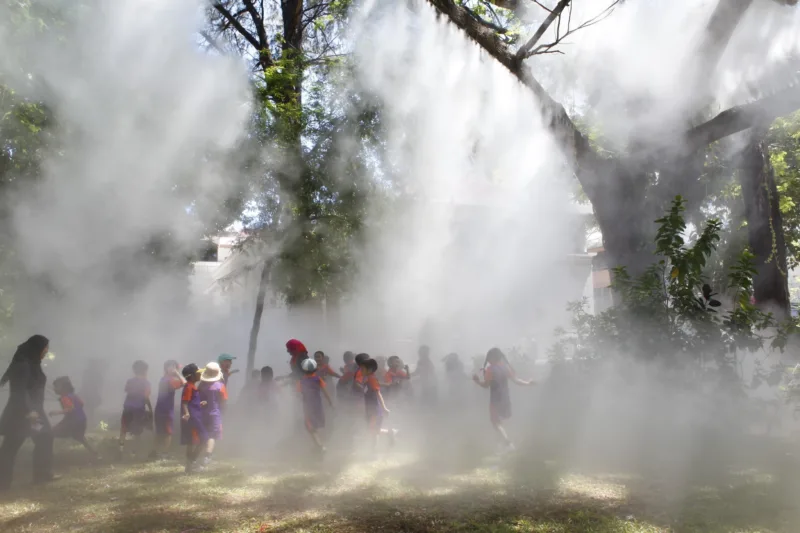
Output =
[
  {"x1": 516, "y1": 0, "x2": 570, "y2": 61},
  {"x1": 464, "y1": 3, "x2": 509, "y2": 34},
  {"x1": 241, "y1": 0, "x2": 274, "y2": 68},
  {"x1": 425, "y1": 0, "x2": 601, "y2": 196},
  {"x1": 212, "y1": 2, "x2": 263, "y2": 52},
  {"x1": 685, "y1": 86, "x2": 800, "y2": 152},
  {"x1": 521, "y1": 0, "x2": 620, "y2": 59}
]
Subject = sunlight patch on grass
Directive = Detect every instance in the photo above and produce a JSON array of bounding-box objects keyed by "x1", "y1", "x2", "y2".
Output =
[
  {"x1": 557, "y1": 474, "x2": 629, "y2": 502},
  {"x1": 0, "y1": 499, "x2": 41, "y2": 519}
]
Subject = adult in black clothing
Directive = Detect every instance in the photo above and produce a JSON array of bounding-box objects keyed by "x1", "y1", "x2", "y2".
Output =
[{"x1": 0, "y1": 335, "x2": 55, "y2": 491}]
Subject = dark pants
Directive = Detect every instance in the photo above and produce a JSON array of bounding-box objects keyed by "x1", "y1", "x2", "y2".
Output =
[{"x1": 0, "y1": 428, "x2": 54, "y2": 490}]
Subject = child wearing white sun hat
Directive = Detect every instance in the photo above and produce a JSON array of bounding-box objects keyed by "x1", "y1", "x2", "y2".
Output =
[{"x1": 197, "y1": 362, "x2": 228, "y2": 466}]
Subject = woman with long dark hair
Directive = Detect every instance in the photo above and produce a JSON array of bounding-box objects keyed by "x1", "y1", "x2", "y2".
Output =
[{"x1": 0, "y1": 335, "x2": 55, "y2": 491}]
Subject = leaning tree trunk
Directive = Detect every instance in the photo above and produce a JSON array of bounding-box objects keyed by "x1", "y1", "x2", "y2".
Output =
[
  {"x1": 246, "y1": 260, "x2": 271, "y2": 373},
  {"x1": 739, "y1": 132, "x2": 791, "y2": 316}
]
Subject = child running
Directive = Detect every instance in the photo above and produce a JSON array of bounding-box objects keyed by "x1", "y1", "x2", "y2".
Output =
[
  {"x1": 336, "y1": 351, "x2": 357, "y2": 400},
  {"x1": 179, "y1": 364, "x2": 206, "y2": 474},
  {"x1": 197, "y1": 362, "x2": 228, "y2": 466},
  {"x1": 119, "y1": 360, "x2": 152, "y2": 458},
  {"x1": 314, "y1": 351, "x2": 340, "y2": 383},
  {"x1": 257, "y1": 366, "x2": 277, "y2": 405},
  {"x1": 49, "y1": 376, "x2": 98, "y2": 459},
  {"x1": 351, "y1": 353, "x2": 370, "y2": 399},
  {"x1": 150, "y1": 359, "x2": 185, "y2": 460},
  {"x1": 384, "y1": 356, "x2": 410, "y2": 399},
  {"x1": 297, "y1": 358, "x2": 333, "y2": 453},
  {"x1": 472, "y1": 348, "x2": 534, "y2": 452},
  {"x1": 362, "y1": 358, "x2": 396, "y2": 450}
]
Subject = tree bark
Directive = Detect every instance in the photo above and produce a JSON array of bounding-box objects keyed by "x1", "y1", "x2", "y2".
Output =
[
  {"x1": 246, "y1": 260, "x2": 271, "y2": 373},
  {"x1": 738, "y1": 133, "x2": 791, "y2": 316},
  {"x1": 426, "y1": 0, "x2": 800, "y2": 291}
]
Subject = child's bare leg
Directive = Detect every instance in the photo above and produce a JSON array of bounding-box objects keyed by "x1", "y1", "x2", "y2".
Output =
[
  {"x1": 308, "y1": 428, "x2": 324, "y2": 450},
  {"x1": 205, "y1": 438, "x2": 216, "y2": 455},
  {"x1": 163, "y1": 434, "x2": 172, "y2": 451},
  {"x1": 77, "y1": 436, "x2": 98, "y2": 457},
  {"x1": 492, "y1": 420, "x2": 511, "y2": 446}
]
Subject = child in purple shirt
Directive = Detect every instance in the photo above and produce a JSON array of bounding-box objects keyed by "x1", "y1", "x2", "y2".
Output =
[
  {"x1": 119, "y1": 360, "x2": 152, "y2": 458},
  {"x1": 197, "y1": 362, "x2": 228, "y2": 466},
  {"x1": 149, "y1": 359, "x2": 185, "y2": 460},
  {"x1": 49, "y1": 376, "x2": 98, "y2": 459},
  {"x1": 180, "y1": 363, "x2": 207, "y2": 473}
]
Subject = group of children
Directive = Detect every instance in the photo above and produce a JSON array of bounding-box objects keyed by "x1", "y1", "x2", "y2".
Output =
[
  {"x1": 45, "y1": 340, "x2": 533, "y2": 474},
  {"x1": 279, "y1": 340, "x2": 534, "y2": 455}
]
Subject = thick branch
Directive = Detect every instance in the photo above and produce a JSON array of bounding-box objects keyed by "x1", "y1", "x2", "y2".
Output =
[
  {"x1": 428, "y1": 3, "x2": 589, "y2": 148},
  {"x1": 516, "y1": 0, "x2": 570, "y2": 61},
  {"x1": 685, "y1": 85, "x2": 800, "y2": 152},
  {"x1": 242, "y1": 0, "x2": 270, "y2": 52},
  {"x1": 213, "y1": 2, "x2": 263, "y2": 54}
]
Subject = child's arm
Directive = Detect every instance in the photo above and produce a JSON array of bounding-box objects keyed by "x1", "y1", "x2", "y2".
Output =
[
  {"x1": 511, "y1": 376, "x2": 535, "y2": 386},
  {"x1": 377, "y1": 390, "x2": 390, "y2": 414},
  {"x1": 329, "y1": 368, "x2": 342, "y2": 379},
  {"x1": 181, "y1": 401, "x2": 190, "y2": 420},
  {"x1": 322, "y1": 385, "x2": 334, "y2": 408},
  {"x1": 472, "y1": 373, "x2": 490, "y2": 388},
  {"x1": 174, "y1": 369, "x2": 187, "y2": 386},
  {"x1": 220, "y1": 385, "x2": 229, "y2": 412}
]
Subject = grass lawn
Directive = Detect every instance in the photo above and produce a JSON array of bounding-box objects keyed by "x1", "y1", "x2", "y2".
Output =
[{"x1": 0, "y1": 432, "x2": 798, "y2": 533}]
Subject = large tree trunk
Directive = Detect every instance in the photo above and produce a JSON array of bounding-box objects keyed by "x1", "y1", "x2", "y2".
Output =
[
  {"x1": 739, "y1": 133, "x2": 791, "y2": 316},
  {"x1": 246, "y1": 260, "x2": 271, "y2": 373}
]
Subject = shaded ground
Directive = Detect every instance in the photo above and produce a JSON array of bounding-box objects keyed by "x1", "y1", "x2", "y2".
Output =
[{"x1": 0, "y1": 431, "x2": 798, "y2": 533}]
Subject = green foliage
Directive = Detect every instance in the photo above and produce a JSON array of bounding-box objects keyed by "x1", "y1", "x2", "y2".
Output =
[
  {"x1": 211, "y1": 2, "x2": 387, "y2": 306},
  {"x1": 550, "y1": 197, "x2": 796, "y2": 389},
  {"x1": 768, "y1": 110, "x2": 800, "y2": 270}
]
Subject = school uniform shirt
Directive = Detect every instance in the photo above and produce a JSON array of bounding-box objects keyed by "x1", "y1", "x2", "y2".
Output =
[
  {"x1": 123, "y1": 377, "x2": 151, "y2": 411},
  {"x1": 199, "y1": 381, "x2": 228, "y2": 437},
  {"x1": 54, "y1": 393, "x2": 88, "y2": 439},
  {"x1": 317, "y1": 363, "x2": 337, "y2": 380},
  {"x1": 385, "y1": 368, "x2": 408, "y2": 385},
  {"x1": 59, "y1": 393, "x2": 87, "y2": 426},
  {"x1": 257, "y1": 380, "x2": 276, "y2": 403},
  {"x1": 296, "y1": 374, "x2": 326, "y2": 430},
  {"x1": 351, "y1": 368, "x2": 365, "y2": 397},
  {"x1": 155, "y1": 375, "x2": 183, "y2": 417},
  {"x1": 180, "y1": 382, "x2": 207, "y2": 445}
]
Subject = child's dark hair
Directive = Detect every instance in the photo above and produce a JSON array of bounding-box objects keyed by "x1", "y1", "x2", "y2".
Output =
[
  {"x1": 485, "y1": 348, "x2": 507, "y2": 366},
  {"x1": 314, "y1": 350, "x2": 325, "y2": 359},
  {"x1": 261, "y1": 366, "x2": 273, "y2": 379},
  {"x1": 343, "y1": 351, "x2": 355, "y2": 363},
  {"x1": 388, "y1": 355, "x2": 401, "y2": 365},
  {"x1": 355, "y1": 353, "x2": 370, "y2": 366},
  {"x1": 363, "y1": 358, "x2": 378, "y2": 373},
  {"x1": 164, "y1": 359, "x2": 179, "y2": 372},
  {"x1": 53, "y1": 376, "x2": 74, "y2": 394},
  {"x1": 133, "y1": 360, "x2": 148, "y2": 375}
]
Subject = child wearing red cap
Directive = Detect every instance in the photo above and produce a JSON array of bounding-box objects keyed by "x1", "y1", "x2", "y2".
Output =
[{"x1": 286, "y1": 339, "x2": 309, "y2": 381}]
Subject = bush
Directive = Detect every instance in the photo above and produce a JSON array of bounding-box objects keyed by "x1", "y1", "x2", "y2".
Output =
[{"x1": 549, "y1": 196, "x2": 797, "y2": 393}]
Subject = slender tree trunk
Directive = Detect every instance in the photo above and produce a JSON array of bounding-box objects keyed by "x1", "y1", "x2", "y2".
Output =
[
  {"x1": 739, "y1": 132, "x2": 790, "y2": 316},
  {"x1": 246, "y1": 260, "x2": 271, "y2": 373}
]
